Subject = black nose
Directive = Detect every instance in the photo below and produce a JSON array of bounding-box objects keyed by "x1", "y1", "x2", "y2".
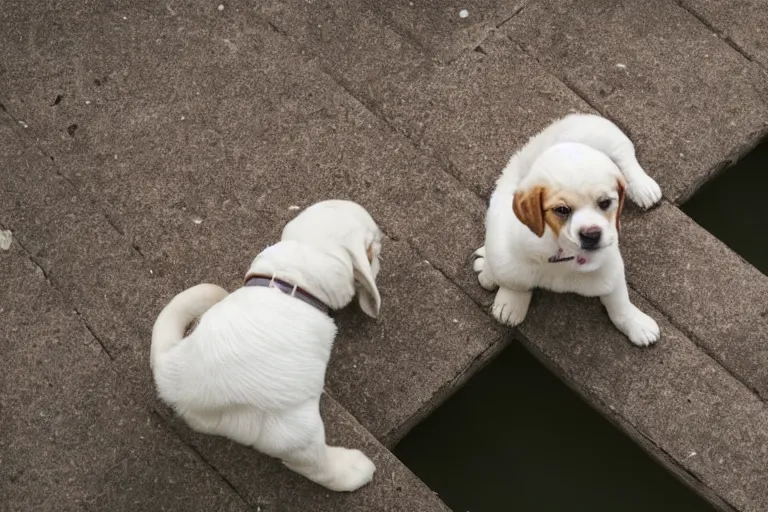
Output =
[{"x1": 579, "y1": 227, "x2": 602, "y2": 250}]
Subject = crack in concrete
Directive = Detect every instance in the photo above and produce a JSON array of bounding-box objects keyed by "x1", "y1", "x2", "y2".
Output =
[
  {"x1": 495, "y1": 1, "x2": 529, "y2": 30},
  {"x1": 150, "y1": 409, "x2": 253, "y2": 508},
  {"x1": 0, "y1": 224, "x2": 117, "y2": 362},
  {"x1": 676, "y1": 0, "x2": 764, "y2": 72},
  {"x1": 0, "y1": 102, "x2": 142, "y2": 255},
  {"x1": 74, "y1": 308, "x2": 115, "y2": 361}
]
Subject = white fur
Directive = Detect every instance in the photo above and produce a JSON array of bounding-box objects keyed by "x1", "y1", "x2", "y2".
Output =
[
  {"x1": 473, "y1": 114, "x2": 662, "y2": 346},
  {"x1": 151, "y1": 200, "x2": 382, "y2": 491}
]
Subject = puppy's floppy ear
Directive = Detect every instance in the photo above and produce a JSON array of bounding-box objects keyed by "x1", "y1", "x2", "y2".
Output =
[
  {"x1": 348, "y1": 239, "x2": 381, "y2": 318},
  {"x1": 616, "y1": 179, "x2": 626, "y2": 231},
  {"x1": 513, "y1": 186, "x2": 546, "y2": 237}
]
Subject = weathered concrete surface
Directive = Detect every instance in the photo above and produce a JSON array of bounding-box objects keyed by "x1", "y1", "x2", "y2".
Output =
[
  {"x1": 370, "y1": 0, "x2": 526, "y2": 63},
  {"x1": 2, "y1": 99, "x2": 501, "y2": 454},
  {"x1": 262, "y1": 0, "x2": 525, "y2": 65},
  {"x1": 160, "y1": 396, "x2": 450, "y2": 512},
  {"x1": 261, "y1": 2, "x2": 591, "y2": 199},
  {"x1": 622, "y1": 201, "x2": 768, "y2": 399},
  {"x1": 505, "y1": 0, "x2": 768, "y2": 203},
  {"x1": 0, "y1": 245, "x2": 249, "y2": 512},
  {"x1": 0, "y1": 109, "x2": 451, "y2": 512},
  {"x1": 0, "y1": 109, "x2": 179, "y2": 405},
  {"x1": 0, "y1": 0, "x2": 487, "y2": 291},
  {"x1": 3, "y1": 0, "x2": 768, "y2": 510},
  {"x1": 681, "y1": 0, "x2": 768, "y2": 70},
  {"x1": 516, "y1": 290, "x2": 768, "y2": 512}
]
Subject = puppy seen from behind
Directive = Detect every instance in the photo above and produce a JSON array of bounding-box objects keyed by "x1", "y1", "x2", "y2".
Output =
[
  {"x1": 473, "y1": 113, "x2": 662, "y2": 346},
  {"x1": 151, "y1": 200, "x2": 382, "y2": 491}
]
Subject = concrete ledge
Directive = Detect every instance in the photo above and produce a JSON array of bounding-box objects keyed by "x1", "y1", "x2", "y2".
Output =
[
  {"x1": 514, "y1": 289, "x2": 768, "y2": 512},
  {"x1": 623, "y1": 202, "x2": 768, "y2": 399}
]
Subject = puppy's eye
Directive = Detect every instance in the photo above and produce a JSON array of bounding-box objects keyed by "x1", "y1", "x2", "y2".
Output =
[
  {"x1": 553, "y1": 205, "x2": 571, "y2": 217},
  {"x1": 598, "y1": 198, "x2": 612, "y2": 211}
]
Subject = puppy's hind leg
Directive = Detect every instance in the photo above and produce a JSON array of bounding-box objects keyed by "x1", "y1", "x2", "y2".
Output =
[
  {"x1": 617, "y1": 159, "x2": 662, "y2": 210},
  {"x1": 563, "y1": 114, "x2": 661, "y2": 208},
  {"x1": 472, "y1": 246, "x2": 498, "y2": 291},
  {"x1": 260, "y1": 399, "x2": 375, "y2": 492}
]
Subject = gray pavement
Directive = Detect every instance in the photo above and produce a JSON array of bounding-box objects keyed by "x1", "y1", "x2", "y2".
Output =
[{"x1": 2, "y1": 1, "x2": 768, "y2": 510}]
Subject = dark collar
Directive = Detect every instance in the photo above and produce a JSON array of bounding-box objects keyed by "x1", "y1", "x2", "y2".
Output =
[{"x1": 244, "y1": 274, "x2": 330, "y2": 316}]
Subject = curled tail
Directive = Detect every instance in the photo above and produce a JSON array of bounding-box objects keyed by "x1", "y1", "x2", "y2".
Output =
[{"x1": 150, "y1": 283, "x2": 229, "y2": 369}]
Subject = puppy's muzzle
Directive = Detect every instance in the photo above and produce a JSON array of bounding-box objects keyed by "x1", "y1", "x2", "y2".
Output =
[{"x1": 579, "y1": 226, "x2": 602, "y2": 251}]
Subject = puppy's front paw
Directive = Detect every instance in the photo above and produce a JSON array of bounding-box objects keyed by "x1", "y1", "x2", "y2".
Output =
[
  {"x1": 616, "y1": 309, "x2": 660, "y2": 347},
  {"x1": 472, "y1": 246, "x2": 498, "y2": 291},
  {"x1": 325, "y1": 447, "x2": 376, "y2": 492},
  {"x1": 627, "y1": 173, "x2": 662, "y2": 209},
  {"x1": 491, "y1": 287, "x2": 532, "y2": 327}
]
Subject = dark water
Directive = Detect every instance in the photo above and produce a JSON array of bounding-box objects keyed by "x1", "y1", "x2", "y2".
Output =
[
  {"x1": 682, "y1": 137, "x2": 768, "y2": 275},
  {"x1": 395, "y1": 340, "x2": 715, "y2": 512}
]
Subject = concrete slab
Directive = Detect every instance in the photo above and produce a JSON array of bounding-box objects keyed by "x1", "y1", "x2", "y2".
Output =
[
  {"x1": 0, "y1": 1, "x2": 304, "y2": 286},
  {"x1": 0, "y1": 110, "x2": 179, "y2": 406},
  {"x1": 622, "y1": 201, "x2": 768, "y2": 400},
  {"x1": 374, "y1": 33, "x2": 593, "y2": 199},
  {"x1": 159, "y1": 396, "x2": 450, "y2": 512},
  {"x1": 260, "y1": 4, "x2": 591, "y2": 199},
  {"x1": 515, "y1": 290, "x2": 768, "y2": 512},
  {"x1": 0, "y1": 0, "x2": 487, "y2": 287},
  {"x1": 681, "y1": 0, "x2": 768, "y2": 70},
  {"x1": 0, "y1": 245, "x2": 248, "y2": 512},
  {"x1": 504, "y1": 0, "x2": 768, "y2": 203}
]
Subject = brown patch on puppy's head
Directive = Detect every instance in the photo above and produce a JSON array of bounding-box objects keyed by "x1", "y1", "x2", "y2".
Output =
[
  {"x1": 541, "y1": 190, "x2": 581, "y2": 237},
  {"x1": 513, "y1": 186, "x2": 547, "y2": 237}
]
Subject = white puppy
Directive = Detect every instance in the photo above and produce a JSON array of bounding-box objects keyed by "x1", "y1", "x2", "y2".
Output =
[
  {"x1": 473, "y1": 114, "x2": 662, "y2": 346},
  {"x1": 151, "y1": 200, "x2": 382, "y2": 491}
]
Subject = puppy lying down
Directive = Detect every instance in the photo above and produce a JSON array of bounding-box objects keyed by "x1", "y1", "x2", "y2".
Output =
[
  {"x1": 474, "y1": 114, "x2": 662, "y2": 346},
  {"x1": 151, "y1": 200, "x2": 382, "y2": 491}
]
